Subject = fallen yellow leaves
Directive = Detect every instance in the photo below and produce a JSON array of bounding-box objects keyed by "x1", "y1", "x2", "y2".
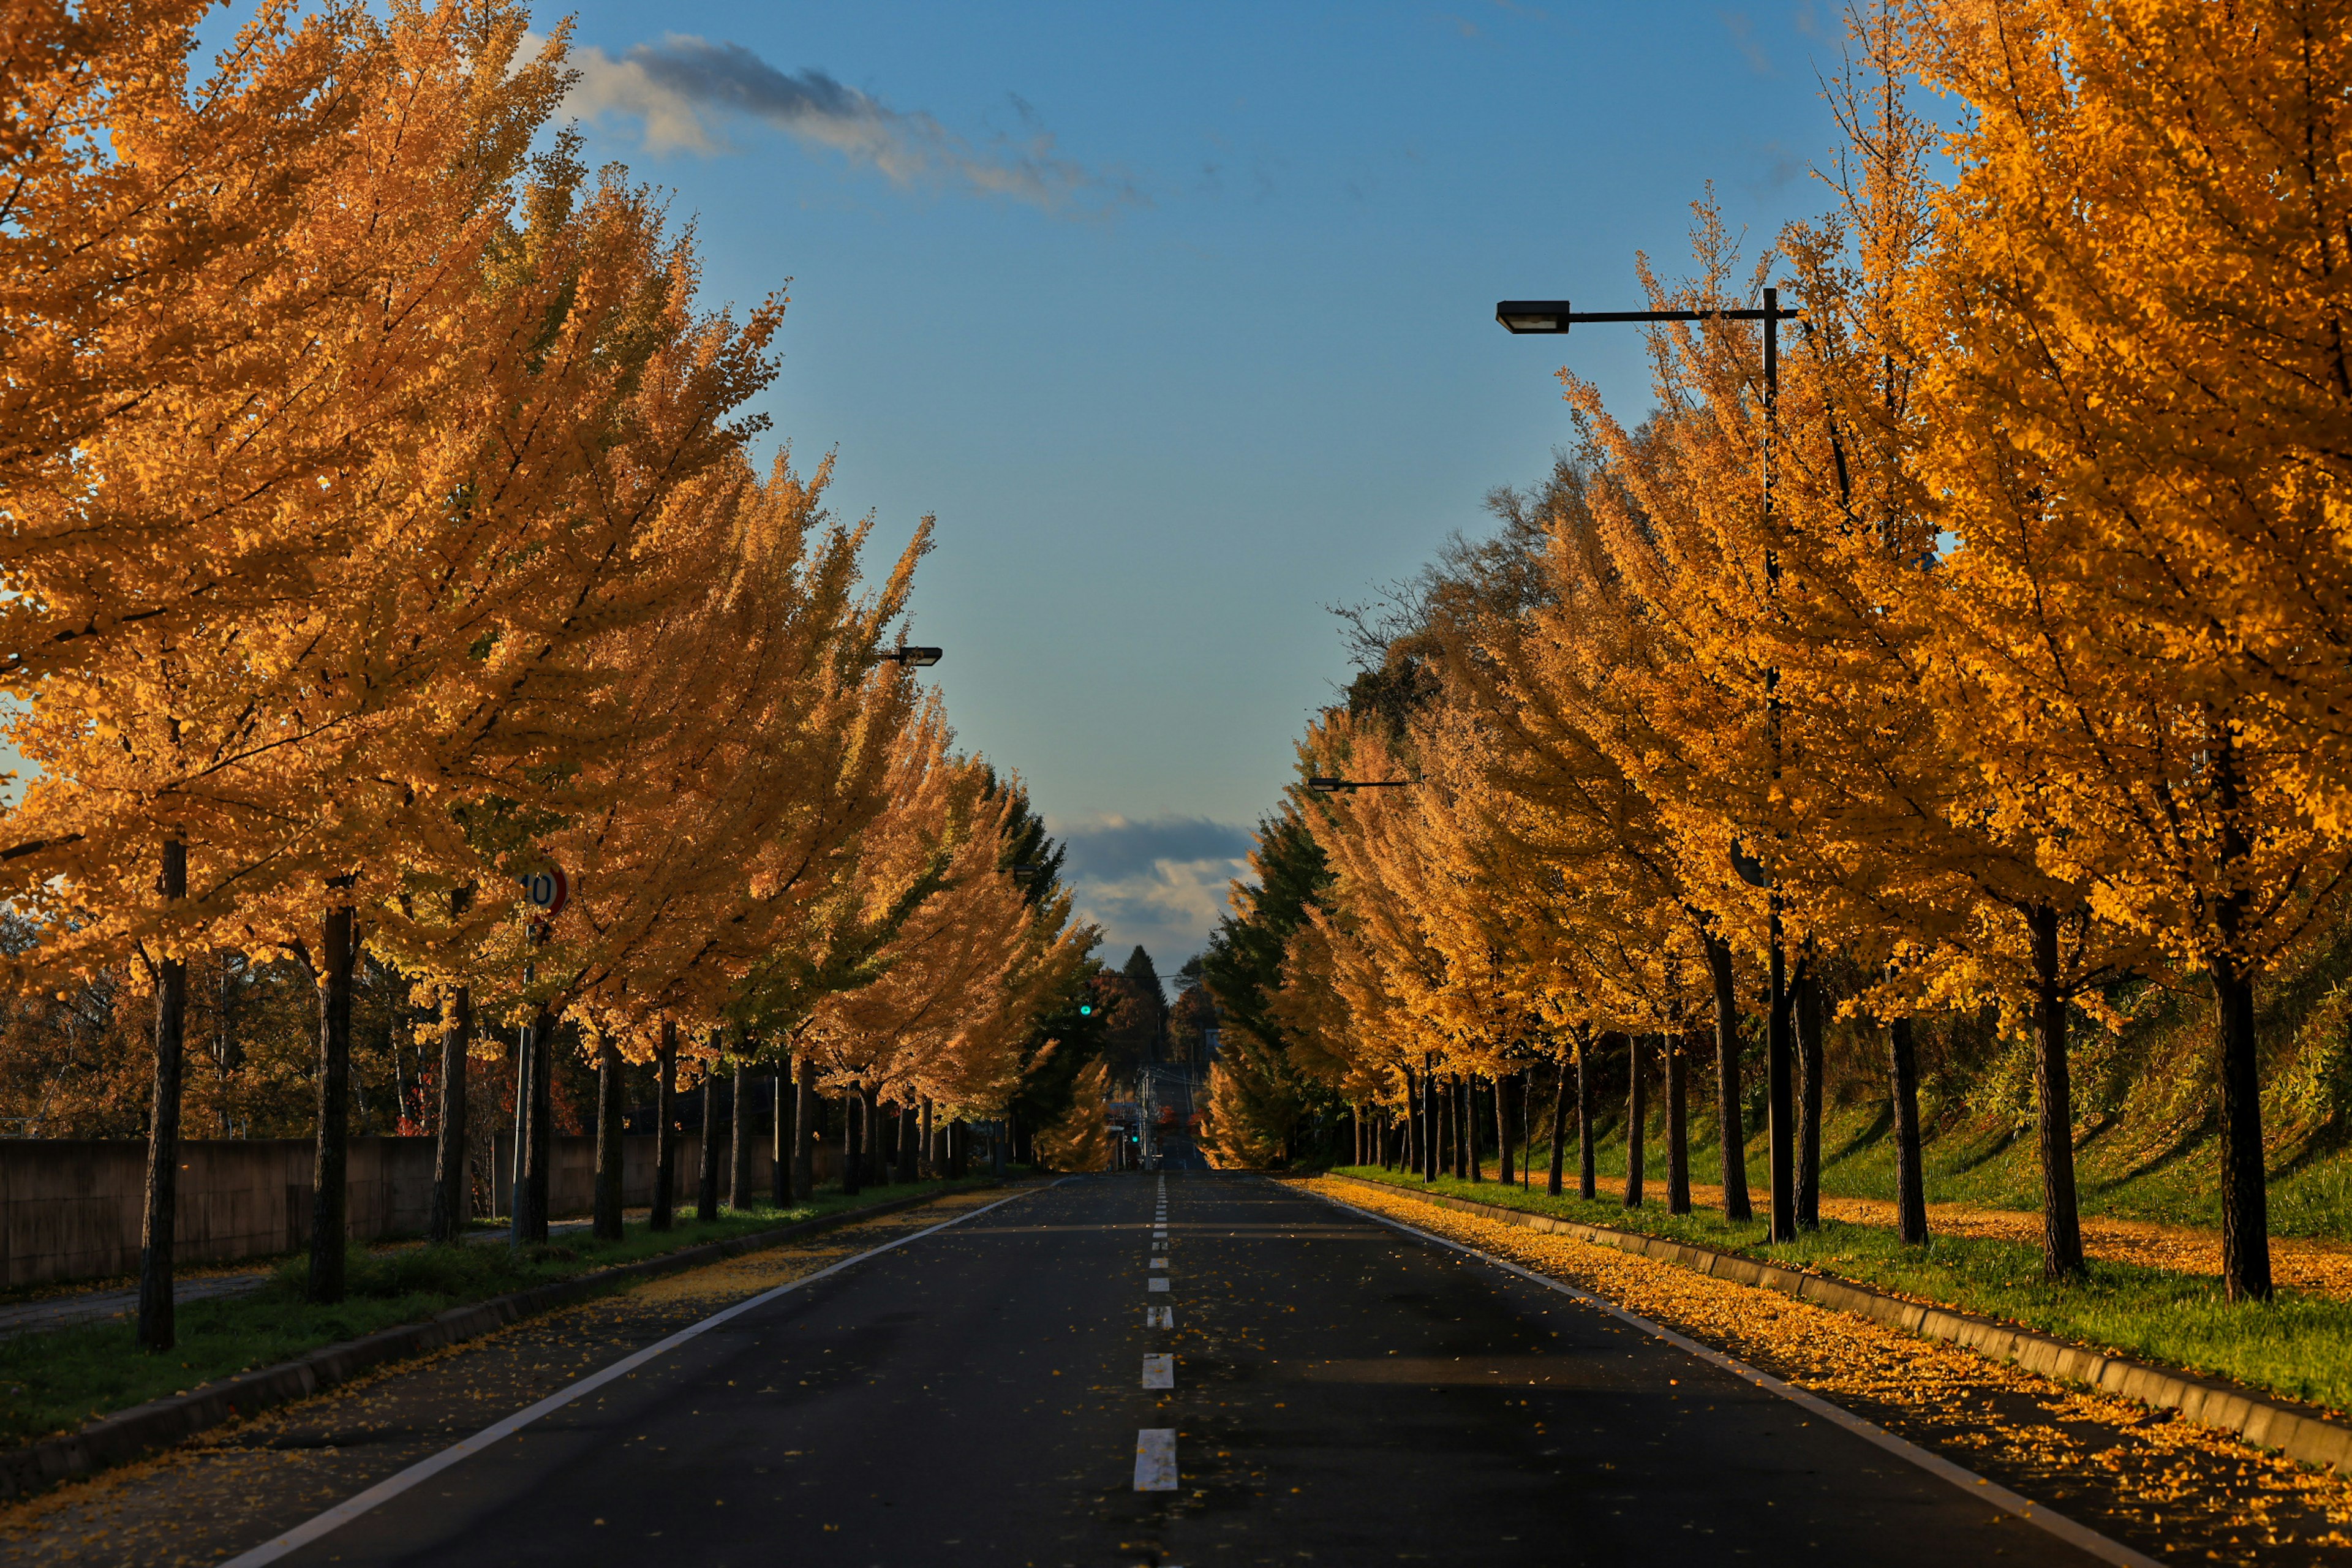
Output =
[
  {"x1": 623, "y1": 1189, "x2": 1008, "y2": 1310},
  {"x1": 1308, "y1": 1175, "x2": 2352, "y2": 1557}
]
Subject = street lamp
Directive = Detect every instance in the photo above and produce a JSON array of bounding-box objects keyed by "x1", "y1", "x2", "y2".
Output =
[
  {"x1": 873, "y1": 645, "x2": 943, "y2": 667},
  {"x1": 1494, "y1": 295, "x2": 1801, "y2": 408},
  {"x1": 1307, "y1": 776, "x2": 1417, "y2": 794},
  {"x1": 1497, "y1": 285, "x2": 1806, "y2": 1244}
]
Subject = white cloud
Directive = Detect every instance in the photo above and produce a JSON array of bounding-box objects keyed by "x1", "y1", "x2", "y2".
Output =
[
  {"x1": 1052, "y1": 814, "x2": 1252, "y2": 963},
  {"x1": 560, "y1": 33, "x2": 1138, "y2": 214}
]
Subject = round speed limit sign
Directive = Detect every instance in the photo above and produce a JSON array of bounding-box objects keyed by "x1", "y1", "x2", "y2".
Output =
[{"x1": 519, "y1": 866, "x2": 568, "y2": 918}]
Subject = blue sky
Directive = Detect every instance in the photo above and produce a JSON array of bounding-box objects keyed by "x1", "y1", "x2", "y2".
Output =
[{"x1": 513, "y1": 1, "x2": 1853, "y2": 963}]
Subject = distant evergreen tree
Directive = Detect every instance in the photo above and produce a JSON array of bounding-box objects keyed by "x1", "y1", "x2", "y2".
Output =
[{"x1": 986, "y1": 768, "x2": 1066, "y2": 910}]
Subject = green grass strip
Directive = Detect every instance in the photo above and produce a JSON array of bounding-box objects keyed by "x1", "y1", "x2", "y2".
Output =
[{"x1": 0, "y1": 1178, "x2": 990, "y2": 1450}]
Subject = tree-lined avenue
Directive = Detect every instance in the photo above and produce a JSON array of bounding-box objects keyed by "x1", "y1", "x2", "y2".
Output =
[{"x1": 227, "y1": 1175, "x2": 2102, "y2": 1567}]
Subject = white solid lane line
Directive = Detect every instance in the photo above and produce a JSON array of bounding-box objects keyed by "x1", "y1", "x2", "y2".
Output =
[
  {"x1": 1306, "y1": 1185, "x2": 2163, "y2": 1568},
  {"x1": 1148, "y1": 1305, "x2": 1173, "y2": 1327},
  {"x1": 220, "y1": 1188, "x2": 1046, "y2": 1568},
  {"x1": 1134, "y1": 1428, "x2": 1179, "y2": 1491},
  {"x1": 1142, "y1": 1353, "x2": 1175, "y2": 1390}
]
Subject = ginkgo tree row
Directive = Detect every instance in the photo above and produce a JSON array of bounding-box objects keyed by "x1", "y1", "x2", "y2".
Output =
[
  {"x1": 1208, "y1": 0, "x2": 2346, "y2": 1305},
  {"x1": 1, "y1": 0, "x2": 1090, "y2": 1351}
]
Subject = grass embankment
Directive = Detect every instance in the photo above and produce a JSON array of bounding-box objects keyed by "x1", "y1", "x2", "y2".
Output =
[
  {"x1": 1799, "y1": 1106, "x2": 2352, "y2": 1243},
  {"x1": 0, "y1": 1178, "x2": 987, "y2": 1450},
  {"x1": 1332, "y1": 1163, "x2": 2352, "y2": 1415},
  {"x1": 1525, "y1": 1106, "x2": 2352, "y2": 1243}
]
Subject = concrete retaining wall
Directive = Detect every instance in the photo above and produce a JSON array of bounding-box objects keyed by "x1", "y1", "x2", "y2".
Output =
[
  {"x1": 0, "y1": 1139, "x2": 437, "y2": 1290},
  {"x1": 486, "y1": 1134, "x2": 842, "y2": 1220},
  {"x1": 0, "y1": 1132, "x2": 848, "y2": 1289}
]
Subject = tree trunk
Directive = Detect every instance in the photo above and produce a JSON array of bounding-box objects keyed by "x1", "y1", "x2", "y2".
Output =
[
  {"x1": 651, "y1": 1021, "x2": 677, "y2": 1231},
  {"x1": 309, "y1": 893, "x2": 356, "y2": 1303},
  {"x1": 508, "y1": 1019, "x2": 529, "y2": 1242},
  {"x1": 1706, "y1": 932, "x2": 1753, "y2": 1222},
  {"x1": 1422, "y1": 1067, "x2": 1438, "y2": 1183},
  {"x1": 429, "y1": 986, "x2": 472, "y2": 1244},
  {"x1": 138, "y1": 839, "x2": 188, "y2": 1352},
  {"x1": 920, "y1": 1097, "x2": 935, "y2": 1179},
  {"x1": 594, "y1": 1038, "x2": 624, "y2": 1241},
  {"x1": 2205, "y1": 728, "x2": 2274, "y2": 1300},
  {"x1": 899, "y1": 1100, "x2": 919, "y2": 1184},
  {"x1": 1796, "y1": 963, "x2": 1823, "y2": 1231},
  {"x1": 772, "y1": 1065, "x2": 793, "y2": 1207},
  {"x1": 2026, "y1": 902, "x2": 2086, "y2": 1281},
  {"x1": 1520, "y1": 1073, "x2": 1534, "y2": 1188},
  {"x1": 794, "y1": 1055, "x2": 816, "y2": 1198},
  {"x1": 2213, "y1": 956, "x2": 2273, "y2": 1301},
  {"x1": 519, "y1": 1005, "x2": 553, "y2": 1244},
  {"x1": 862, "y1": 1086, "x2": 884, "y2": 1188},
  {"x1": 1623, "y1": 1033, "x2": 1645, "y2": 1209},
  {"x1": 842, "y1": 1085, "x2": 863, "y2": 1195},
  {"x1": 729, "y1": 1060, "x2": 754, "y2": 1210},
  {"x1": 1887, "y1": 1016, "x2": 1928, "y2": 1246},
  {"x1": 1766, "y1": 922, "x2": 1796, "y2": 1243},
  {"x1": 1463, "y1": 1076, "x2": 1482, "y2": 1181},
  {"x1": 1547, "y1": 1058, "x2": 1570, "y2": 1197},
  {"x1": 1575, "y1": 1030, "x2": 1596, "y2": 1201},
  {"x1": 947, "y1": 1117, "x2": 966, "y2": 1178},
  {"x1": 1493, "y1": 1076, "x2": 1513, "y2": 1185},
  {"x1": 697, "y1": 1063, "x2": 723, "y2": 1221},
  {"x1": 212, "y1": 952, "x2": 243, "y2": 1136},
  {"x1": 1666, "y1": 1030, "x2": 1691, "y2": 1215}
]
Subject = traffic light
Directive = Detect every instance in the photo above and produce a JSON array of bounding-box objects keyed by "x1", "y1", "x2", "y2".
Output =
[{"x1": 1079, "y1": 1000, "x2": 1099, "y2": 1017}]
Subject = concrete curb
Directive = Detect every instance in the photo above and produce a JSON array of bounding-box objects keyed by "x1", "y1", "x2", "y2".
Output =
[
  {"x1": 0, "y1": 1182, "x2": 995, "y2": 1502},
  {"x1": 1330, "y1": 1172, "x2": 2352, "y2": 1472}
]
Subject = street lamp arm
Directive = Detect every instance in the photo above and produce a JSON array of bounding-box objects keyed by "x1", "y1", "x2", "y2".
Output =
[{"x1": 1496, "y1": 300, "x2": 1803, "y2": 334}]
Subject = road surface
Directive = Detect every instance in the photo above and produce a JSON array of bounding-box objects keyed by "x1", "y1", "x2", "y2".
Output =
[{"x1": 241, "y1": 1172, "x2": 2104, "y2": 1567}]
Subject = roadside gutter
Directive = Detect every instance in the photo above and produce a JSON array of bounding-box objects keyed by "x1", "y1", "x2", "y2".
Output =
[
  {"x1": 1331, "y1": 1172, "x2": 2352, "y2": 1472},
  {"x1": 0, "y1": 1182, "x2": 997, "y2": 1502}
]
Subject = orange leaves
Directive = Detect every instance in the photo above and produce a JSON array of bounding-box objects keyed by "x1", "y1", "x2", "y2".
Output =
[
  {"x1": 1904, "y1": 0, "x2": 2352, "y2": 978},
  {"x1": 0, "y1": 1, "x2": 1073, "y2": 1126}
]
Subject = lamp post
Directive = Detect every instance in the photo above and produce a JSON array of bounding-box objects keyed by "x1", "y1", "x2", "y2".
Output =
[
  {"x1": 872, "y1": 644, "x2": 943, "y2": 668},
  {"x1": 1307, "y1": 776, "x2": 1416, "y2": 794},
  {"x1": 1497, "y1": 288, "x2": 1807, "y2": 1243}
]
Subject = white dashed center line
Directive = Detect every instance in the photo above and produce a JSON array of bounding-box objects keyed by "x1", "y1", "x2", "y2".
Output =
[
  {"x1": 1142, "y1": 1353, "x2": 1175, "y2": 1390},
  {"x1": 1148, "y1": 1305, "x2": 1173, "y2": 1328},
  {"x1": 1148, "y1": 1275, "x2": 1169, "y2": 1292},
  {"x1": 1134, "y1": 1428, "x2": 1178, "y2": 1491}
]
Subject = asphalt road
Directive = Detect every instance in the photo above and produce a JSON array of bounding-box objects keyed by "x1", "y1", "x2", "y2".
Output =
[{"x1": 256, "y1": 1172, "x2": 2104, "y2": 1567}]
